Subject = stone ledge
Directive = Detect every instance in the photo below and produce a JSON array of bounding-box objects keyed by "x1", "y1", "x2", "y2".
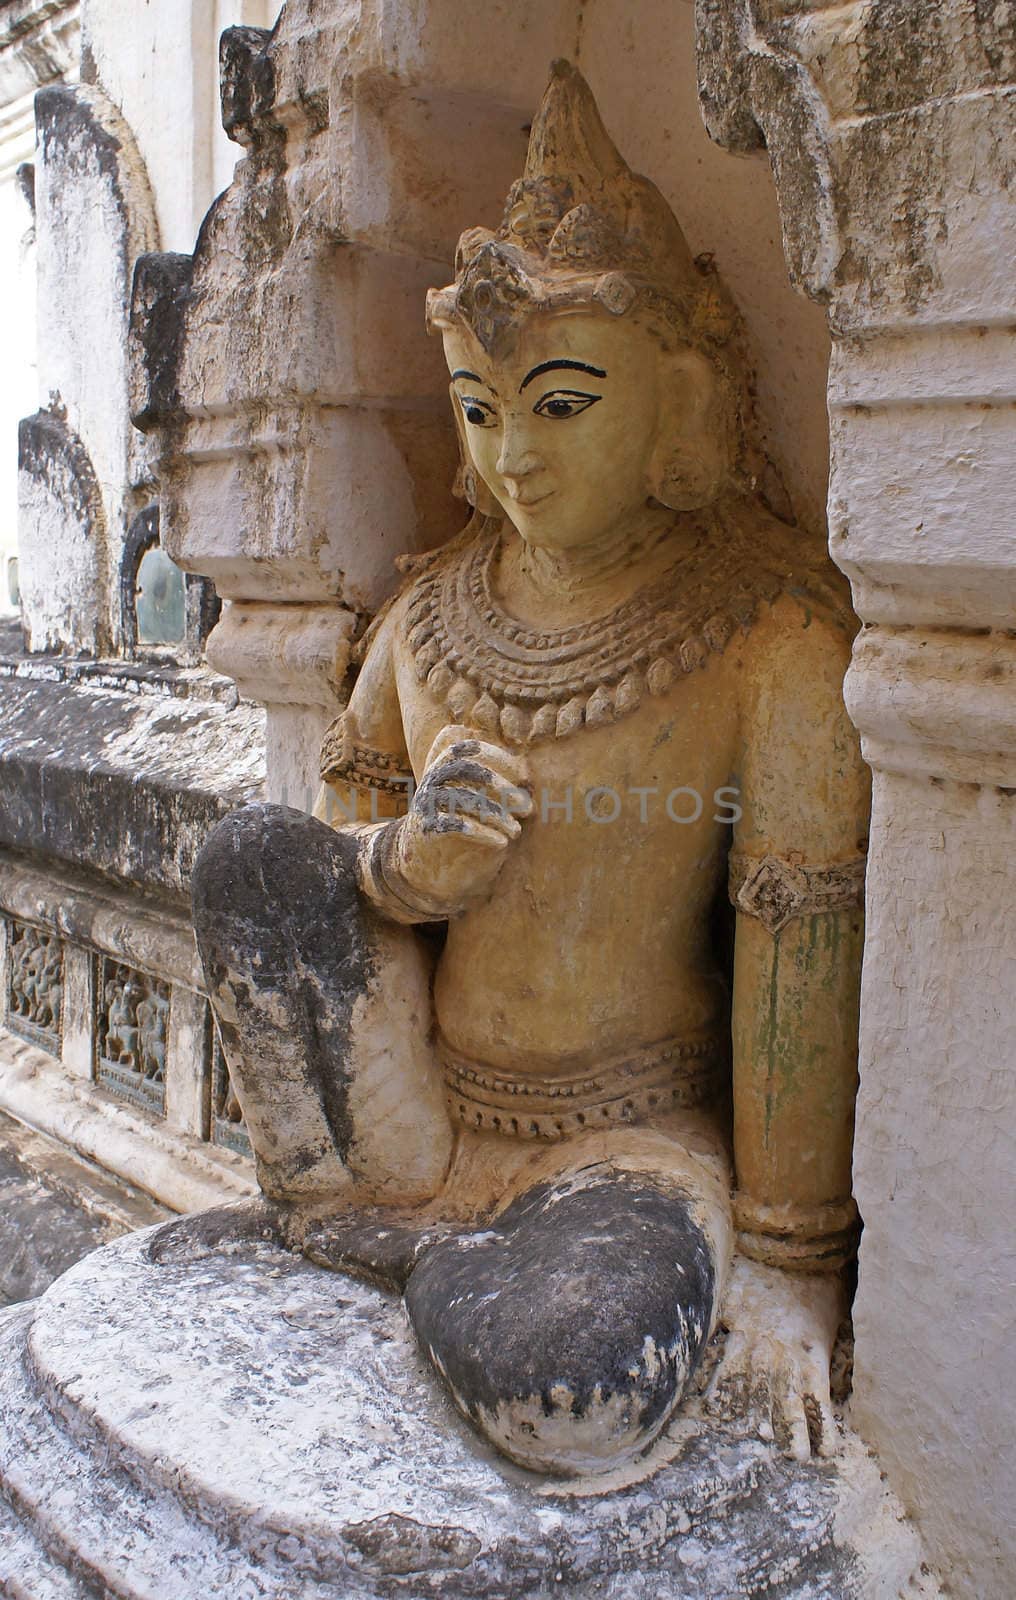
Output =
[
  {"x1": 0, "y1": 622, "x2": 242, "y2": 707},
  {"x1": 0, "y1": 1108, "x2": 166, "y2": 1305},
  {"x1": 0, "y1": 847, "x2": 203, "y2": 990},
  {"x1": 0, "y1": 1107, "x2": 166, "y2": 1234},
  {"x1": 0, "y1": 668, "x2": 265, "y2": 902}
]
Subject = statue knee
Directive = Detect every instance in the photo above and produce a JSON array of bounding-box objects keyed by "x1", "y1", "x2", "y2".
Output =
[
  {"x1": 192, "y1": 803, "x2": 371, "y2": 983},
  {"x1": 405, "y1": 1167, "x2": 718, "y2": 1477},
  {"x1": 193, "y1": 803, "x2": 359, "y2": 927}
]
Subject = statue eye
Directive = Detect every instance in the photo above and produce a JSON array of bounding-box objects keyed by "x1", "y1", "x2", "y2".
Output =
[
  {"x1": 459, "y1": 396, "x2": 497, "y2": 428},
  {"x1": 532, "y1": 390, "x2": 602, "y2": 420}
]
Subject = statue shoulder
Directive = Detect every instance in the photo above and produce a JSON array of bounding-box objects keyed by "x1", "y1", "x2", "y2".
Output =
[{"x1": 728, "y1": 501, "x2": 857, "y2": 669}]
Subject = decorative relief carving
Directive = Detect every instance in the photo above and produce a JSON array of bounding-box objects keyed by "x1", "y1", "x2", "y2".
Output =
[
  {"x1": 319, "y1": 713, "x2": 412, "y2": 795},
  {"x1": 441, "y1": 1029, "x2": 726, "y2": 1139},
  {"x1": 6, "y1": 919, "x2": 63, "y2": 1054},
  {"x1": 209, "y1": 1014, "x2": 251, "y2": 1158},
  {"x1": 95, "y1": 958, "x2": 169, "y2": 1115},
  {"x1": 729, "y1": 851, "x2": 867, "y2": 935}
]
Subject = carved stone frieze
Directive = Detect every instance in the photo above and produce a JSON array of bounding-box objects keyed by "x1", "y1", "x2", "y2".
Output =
[
  {"x1": 95, "y1": 958, "x2": 169, "y2": 1116},
  {"x1": 5, "y1": 919, "x2": 63, "y2": 1053}
]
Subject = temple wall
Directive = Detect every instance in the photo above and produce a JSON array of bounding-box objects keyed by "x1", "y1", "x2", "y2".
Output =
[
  {"x1": 0, "y1": 0, "x2": 80, "y2": 613},
  {"x1": 698, "y1": 3, "x2": 1016, "y2": 1592}
]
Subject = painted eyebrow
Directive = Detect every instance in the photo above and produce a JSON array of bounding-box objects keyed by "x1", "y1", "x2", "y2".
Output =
[
  {"x1": 451, "y1": 369, "x2": 484, "y2": 384},
  {"x1": 519, "y1": 359, "x2": 607, "y2": 393}
]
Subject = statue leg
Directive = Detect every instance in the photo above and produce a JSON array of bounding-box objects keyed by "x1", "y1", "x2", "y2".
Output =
[
  {"x1": 192, "y1": 803, "x2": 453, "y2": 1205},
  {"x1": 404, "y1": 1126, "x2": 732, "y2": 1477}
]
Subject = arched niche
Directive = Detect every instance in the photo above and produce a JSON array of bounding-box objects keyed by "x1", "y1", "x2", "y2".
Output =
[{"x1": 121, "y1": 504, "x2": 219, "y2": 664}]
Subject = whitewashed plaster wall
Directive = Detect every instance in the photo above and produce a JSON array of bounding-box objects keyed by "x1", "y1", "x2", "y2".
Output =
[
  {"x1": 698, "y1": 2, "x2": 1016, "y2": 1593},
  {"x1": 81, "y1": 0, "x2": 277, "y2": 252},
  {"x1": 0, "y1": 117, "x2": 36, "y2": 613},
  {"x1": 0, "y1": 0, "x2": 80, "y2": 617}
]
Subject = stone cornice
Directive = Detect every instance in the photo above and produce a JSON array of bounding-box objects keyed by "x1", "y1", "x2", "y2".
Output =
[
  {"x1": 696, "y1": 0, "x2": 1016, "y2": 333},
  {"x1": 0, "y1": 0, "x2": 78, "y2": 113}
]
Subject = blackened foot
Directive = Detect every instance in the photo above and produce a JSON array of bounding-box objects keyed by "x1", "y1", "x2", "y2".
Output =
[
  {"x1": 146, "y1": 1196, "x2": 293, "y2": 1266},
  {"x1": 303, "y1": 1208, "x2": 464, "y2": 1293},
  {"x1": 404, "y1": 1163, "x2": 718, "y2": 1477}
]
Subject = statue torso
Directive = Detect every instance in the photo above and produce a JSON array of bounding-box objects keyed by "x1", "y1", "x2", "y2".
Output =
[{"x1": 382, "y1": 503, "x2": 846, "y2": 1091}]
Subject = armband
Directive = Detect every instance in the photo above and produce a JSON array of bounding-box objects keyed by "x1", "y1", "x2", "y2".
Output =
[
  {"x1": 355, "y1": 822, "x2": 448, "y2": 926},
  {"x1": 320, "y1": 711, "x2": 414, "y2": 798},
  {"x1": 728, "y1": 851, "x2": 866, "y2": 936}
]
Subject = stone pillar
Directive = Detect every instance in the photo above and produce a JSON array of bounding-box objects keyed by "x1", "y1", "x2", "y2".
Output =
[
  {"x1": 697, "y1": 3, "x2": 1016, "y2": 1594},
  {"x1": 129, "y1": 1, "x2": 597, "y2": 801},
  {"x1": 20, "y1": 78, "x2": 158, "y2": 654}
]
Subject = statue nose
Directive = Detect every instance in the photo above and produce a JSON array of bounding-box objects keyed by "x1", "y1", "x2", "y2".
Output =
[{"x1": 496, "y1": 432, "x2": 542, "y2": 482}]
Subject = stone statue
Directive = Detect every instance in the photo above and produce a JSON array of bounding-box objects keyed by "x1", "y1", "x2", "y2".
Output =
[{"x1": 157, "y1": 62, "x2": 869, "y2": 1481}]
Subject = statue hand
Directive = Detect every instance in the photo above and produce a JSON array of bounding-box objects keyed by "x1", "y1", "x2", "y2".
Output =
[
  {"x1": 707, "y1": 1255, "x2": 846, "y2": 1461},
  {"x1": 393, "y1": 727, "x2": 532, "y2": 916}
]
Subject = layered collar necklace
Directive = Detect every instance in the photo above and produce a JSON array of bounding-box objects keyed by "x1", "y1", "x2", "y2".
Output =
[{"x1": 402, "y1": 506, "x2": 789, "y2": 747}]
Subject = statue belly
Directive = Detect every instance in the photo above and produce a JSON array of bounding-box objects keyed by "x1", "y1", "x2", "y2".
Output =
[{"x1": 433, "y1": 811, "x2": 730, "y2": 1138}]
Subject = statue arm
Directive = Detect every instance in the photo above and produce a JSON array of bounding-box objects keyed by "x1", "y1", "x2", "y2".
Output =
[
  {"x1": 315, "y1": 596, "x2": 530, "y2": 924},
  {"x1": 315, "y1": 599, "x2": 444, "y2": 924},
  {"x1": 730, "y1": 597, "x2": 870, "y2": 1274},
  {"x1": 317, "y1": 598, "x2": 415, "y2": 829}
]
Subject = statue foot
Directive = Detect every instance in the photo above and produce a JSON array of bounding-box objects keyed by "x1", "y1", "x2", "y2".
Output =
[
  {"x1": 303, "y1": 1208, "x2": 464, "y2": 1293},
  {"x1": 146, "y1": 1196, "x2": 294, "y2": 1266},
  {"x1": 404, "y1": 1161, "x2": 719, "y2": 1477},
  {"x1": 706, "y1": 1256, "x2": 846, "y2": 1460}
]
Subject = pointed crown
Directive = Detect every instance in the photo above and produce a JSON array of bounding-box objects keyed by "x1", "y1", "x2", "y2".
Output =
[{"x1": 426, "y1": 61, "x2": 735, "y2": 356}]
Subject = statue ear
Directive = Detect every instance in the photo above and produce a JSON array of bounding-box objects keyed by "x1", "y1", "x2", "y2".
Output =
[
  {"x1": 449, "y1": 384, "x2": 502, "y2": 518},
  {"x1": 648, "y1": 347, "x2": 732, "y2": 512}
]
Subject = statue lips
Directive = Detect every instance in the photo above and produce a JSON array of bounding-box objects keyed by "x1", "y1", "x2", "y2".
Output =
[{"x1": 508, "y1": 489, "x2": 554, "y2": 510}]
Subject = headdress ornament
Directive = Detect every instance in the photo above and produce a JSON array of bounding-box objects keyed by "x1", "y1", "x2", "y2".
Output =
[{"x1": 426, "y1": 60, "x2": 734, "y2": 357}]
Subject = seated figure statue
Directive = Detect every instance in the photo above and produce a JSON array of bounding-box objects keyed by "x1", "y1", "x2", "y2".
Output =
[{"x1": 162, "y1": 62, "x2": 869, "y2": 1480}]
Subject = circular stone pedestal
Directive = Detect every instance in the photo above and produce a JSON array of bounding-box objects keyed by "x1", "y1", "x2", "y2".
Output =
[{"x1": 0, "y1": 1230, "x2": 935, "y2": 1599}]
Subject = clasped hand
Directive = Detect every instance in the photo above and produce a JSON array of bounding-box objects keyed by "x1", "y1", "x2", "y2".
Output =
[{"x1": 388, "y1": 725, "x2": 532, "y2": 917}]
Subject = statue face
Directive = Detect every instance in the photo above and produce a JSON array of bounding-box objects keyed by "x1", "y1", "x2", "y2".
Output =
[{"x1": 442, "y1": 310, "x2": 667, "y2": 551}]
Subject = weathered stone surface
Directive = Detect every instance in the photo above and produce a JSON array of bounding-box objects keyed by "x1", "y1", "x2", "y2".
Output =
[
  {"x1": 0, "y1": 659, "x2": 264, "y2": 901},
  {"x1": 0, "y1": 1230, "x2": 935, "y2": 1599},
  {"x1": 0, "y1": 1111, "x2": 165, "y2": 1306},
  {"x1": 17, "y1": 408, "x2": 107, "y2": 654},
  {"x1": 191, "y1": 803, "x2": 452, "y2": 1202}
]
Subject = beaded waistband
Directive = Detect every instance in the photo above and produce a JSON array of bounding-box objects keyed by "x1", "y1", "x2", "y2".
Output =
[{"x1": 439, "y1": 1030, "x2": 727, "y2": 1141}]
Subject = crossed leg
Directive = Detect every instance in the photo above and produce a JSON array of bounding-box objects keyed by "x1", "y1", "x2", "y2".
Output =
[
  {"x1": 152, "y1": 804, "x2": 733, "y2": 1478},
  {"x1": 404, "y1": 1125, "x2": 733, "y2": 1476}
]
